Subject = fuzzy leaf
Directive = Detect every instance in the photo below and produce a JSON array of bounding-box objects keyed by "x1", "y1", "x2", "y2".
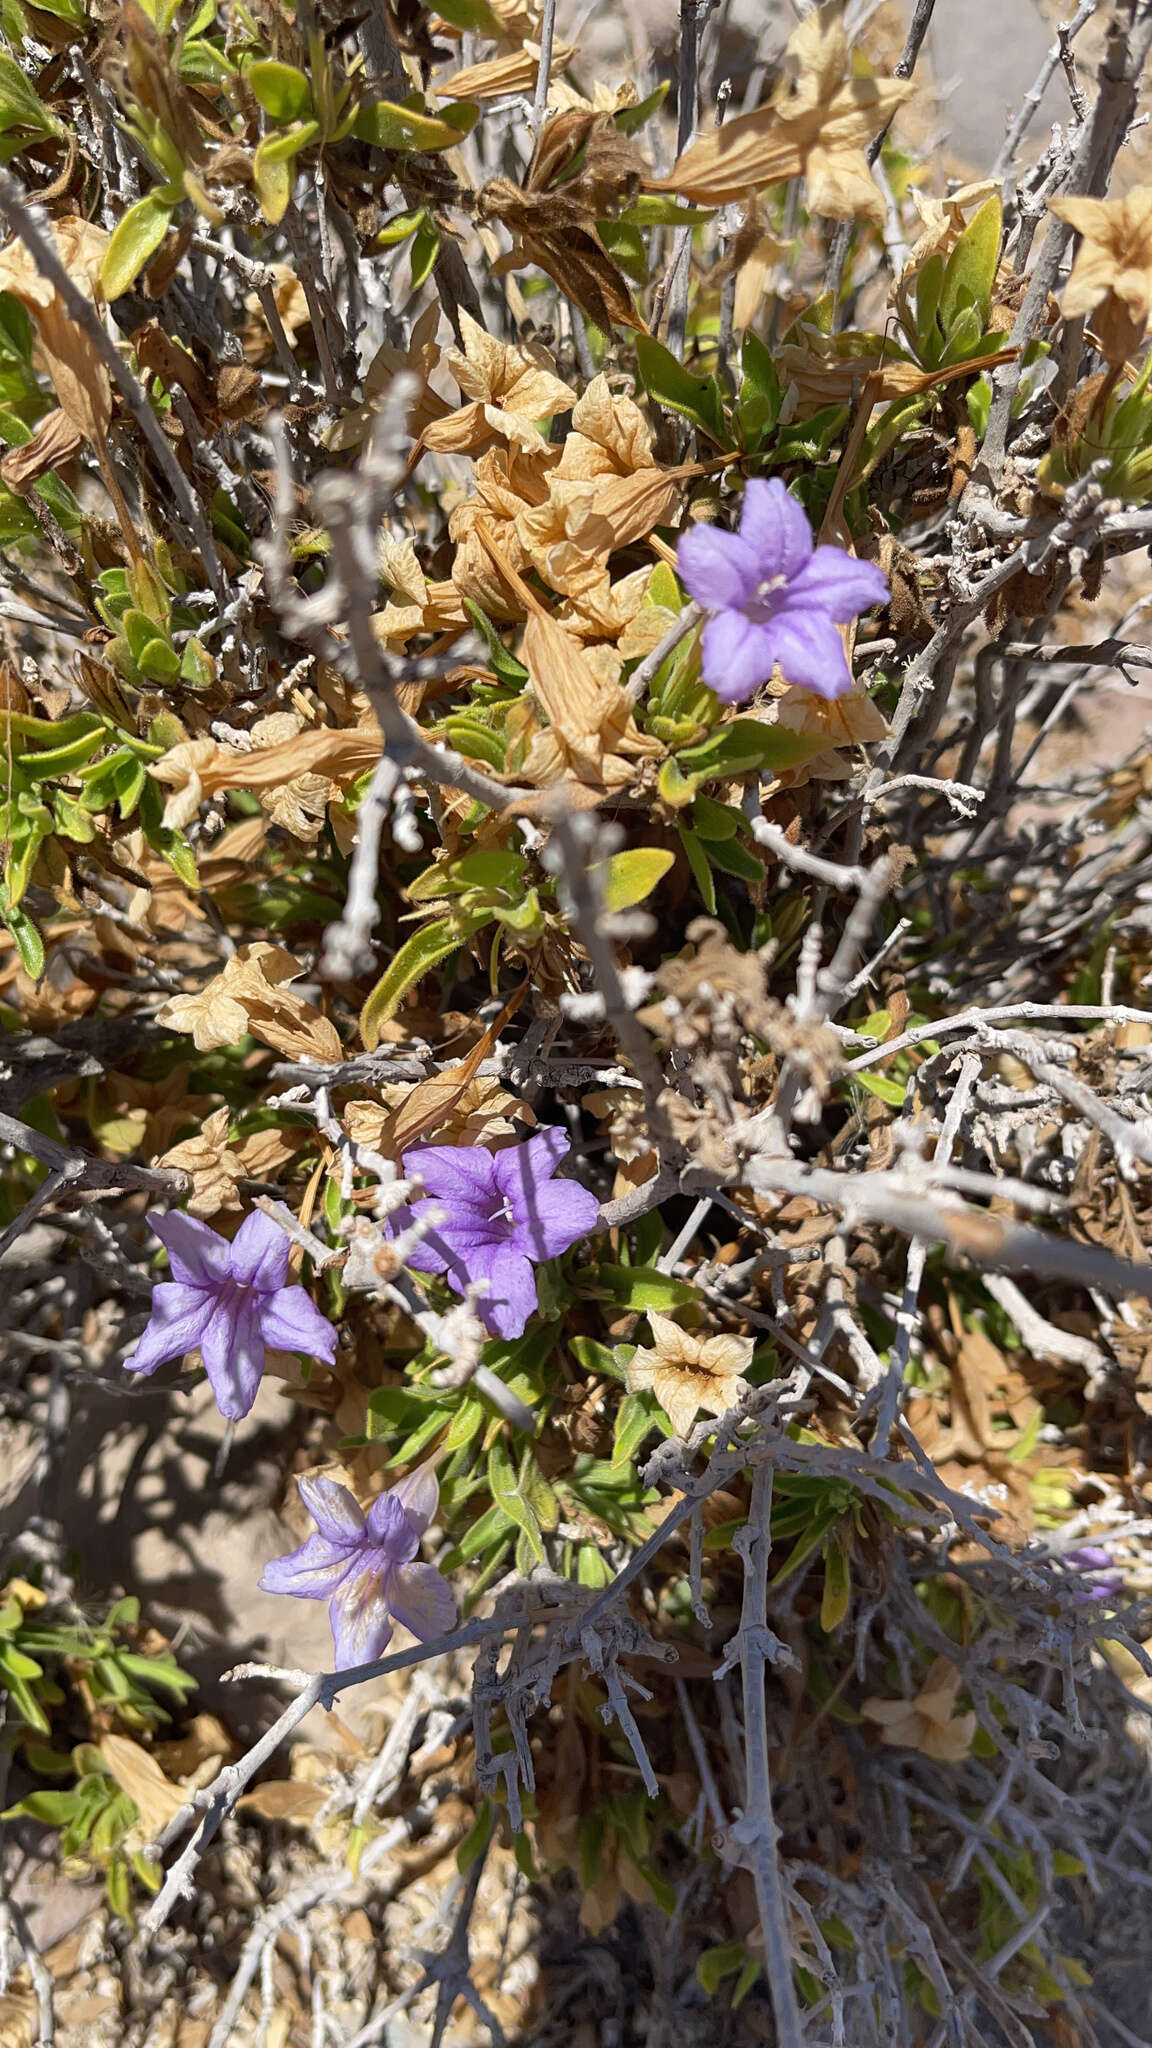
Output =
[{"x1": 360, "y1": 908, "x2": 494, "y2": 1048}]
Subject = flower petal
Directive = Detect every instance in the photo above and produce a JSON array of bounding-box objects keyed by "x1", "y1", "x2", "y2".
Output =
[
  {"x1": 328, "y1": 1563, "x2": 396, "y2": 1669},
  {"x1": 258, "y1": 1284, "x2": 338, "y2": 1363},
  {"x1": 391, "y1": 1204, "x2": 450, "y2": 1273},
  {"x1": 126, "y1": 1283, "x2": 216, "y2": 1378},
  {"x1": 259, "y1": 1533, "x2": 357, "y2": 1601},
  {"x1": 699, "y1": 610, "x2": 780, "y2": 703},
  {"x1": 509, "y1": 1176, "x2": 600, "y2": 1261},
  {"x1": 491, "y1": 1127, "x2": 570, "y2": 1207},
  {"x1": 785, "y1": 546, "x2": 889, "y2": 623},
  {"x1": 738, "y1": 477, "x2": 813, "y2": 580},
  {"x1": 758, "y1": 611, "x2": 852, "y2": 700},
  {"x1": 201, "y1": 1292, "x2": 265, "y2": 1421},
  {"x1": 401, "y1": 1144, "x2": 498, "y2": 1213},
  {"x1": 229, "y1": 1208, "x2": 291, "y2": 1289},
  {"x1": 676, "y1": 524, "x2": 761, "y2": 610},
  {"x1": 297, "y1": 1474, "x2": 365, "y2": 1544},
  {"x1": 365, "y1": 1489, "x2": 420, "y2": 1561},
  {"x1": 148, "y1": 1209, "x2": 233, "y2": 1288},
  {"x1": 388, "y1": 1562, "x2": 457, "y2": 1642},
  {"x1": 478, "y1": 1242, "x2": 538, "y2": 1340},
  {"x1": 387, "y1": 1464, "x2": 440, "y2": 1539}
]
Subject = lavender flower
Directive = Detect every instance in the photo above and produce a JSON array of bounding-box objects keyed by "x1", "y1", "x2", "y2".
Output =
[
  {"x1": 126, "y1": 1209, "x2": 338, "y2": 1421},
  {"x1": 259, "y1": 1467, "x2": 455, "y2": 1669},
  {"x1": 1059, "y1": 1544, "x2": 1126, "y2": 1602},
  {"x1": 676, "y1": 476, "x2": 889, "y2": 704},
  {"x1": 398, "y1": 1128, "x2": 600, "y2": 1341}
]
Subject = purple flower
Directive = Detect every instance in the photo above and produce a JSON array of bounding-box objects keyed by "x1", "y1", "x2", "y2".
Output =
[
  {"x1": 126, "y1": 1209, "x2": 338, "y2": 1422},
  {"x1": 676, "y1": 476, "x2": 889, "y2": 704},
  {"x1": 397, "y1": 1128, "x2": 600, "y2": 1341},
  {"x1": 259, "y1": 1467, "x2": 456, "y2": 1669},
  {"x1": 1059, "y1": 1545, "x2": 1125, "y2": 1602}
]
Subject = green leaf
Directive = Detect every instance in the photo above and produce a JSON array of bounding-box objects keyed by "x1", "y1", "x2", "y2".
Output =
[
  {"x1": 677, "y1": 823, "x2": 716, "y2": 914},
  {"x1": 577, "y1": 1544, "x2": 612, "y2": 1587},
  {"x1": 443, "y1": 718, "x2": 507, "y2": 771},
  {"x1": 4, "y1": 1790, "x2": 83, "y2": 1825},
  {"x1": 819, "y1": 1530, "x2": 852, "y2": 1631},
  {"x1": 1, "y1": 900, "x2": 44, "y2": 979},
  {"x1": 675, "y1": 717, "x2": 827, "y2": 788},
  {"x1": 697, "y1": 1943, "x2": 747, "y2": 1995},
  {"x1": 739, "y1": 331, "x2": 782, "y2": 441},
  {"x1": 409, "y1": 212, "x2": 440, "y2": 291},
  {"x1": 101, "y1": 194, "x2": 176, "y2": 301},
  {"x1": 613, "y1": 1391, "x2": 661, "y2": 1463},
  {"x1": 247, "y1": 58, "x2": 312, "y2": 122},
  {"x1": 0, "y1": 51, "x2": 62, "y2": 137},
  {"x1": 353, "y1": 98, "x2": 476, "y2": 153},
  {"x1": 408, "y1": 849, "x2": 525, "y2": 902},
  {"x1": 696, "y1": 833, "x2": 763, "y2": 885},
  {"x1": 488, "y1": 1440, "x2": 545, "y2": 1561},
  {"x1": 596, "y1": 1264, "x2": 696, "y2": 1312},
  {"x1": 441, "y1": 1500, "x2": 516, "y2": 1569},
  {"x1": 853, "y1": 1070, "x2": 906, "y2": 1107},
  {"x1": 19, "y1": 726, "x2": 105, "y2": 778},
  {"x1": 360, "y1": 907, "x2": 494, "y2": 1048},
  {"x1": 615, "y1": 81, "x2": 669, "y2": 134},
  {"x1": 462, "y1": 598, "x2": 529, "y2": 686},
  {"x1": 636, "y1": 333, "x2": 727, "y2": 444},
  {"x1": 429, "y1": 0, "x2": 503, "y2": 29},
  {"x1": 939, "y1": 194, "x2": 1002, "y2": 340},
  {"x1": 622, "y1": 196, "x2": 712, "y2": 228},
  {"x1": 597, "y1": 846, "x2": 674, "y2": 911}
]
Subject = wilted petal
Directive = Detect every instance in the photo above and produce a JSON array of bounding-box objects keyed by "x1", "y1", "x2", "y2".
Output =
[
  {"x1": 258, "y1": 1284, "x2": 338, "y2": 1362},
  {"x1": 328, "y1": 1562, "x2": 396, "y2": 1669},
  {"x1": 297, "y1": 1474, "x2": 365, "y2": 1544},
  {"x1": 259, "y1": 1532, "x2": 356, "y2": 1600},
  {"x1": 758, "y1": 611, "x2": 851, "y2": 699},
  {"x1": 148, "y1": 1209, "x2": 233, "y2": 1288},
  {"x1": 126, "y1": 1282, "x2": 215, "y2": 1378},
  {"x1": 510, "y1": 1176, "x2": 600, "y2": 1261},
  {"x1": 785, "y1": 546, "x2": 889, "y2": 623},
  {"x1": 652, "y1": 1364, "x2": 706, "y2": 1438},
  {"x1": 228, "y1": 1208, "x2": 291, "y2": 1289},
  {"x1": 700, "y1": 609, "x2": 779, "y2": 702},
  {"x1": 676, "y1": 524, "x2": 761, "y2": 610},
  {"x1": 387, "y1": 1464, "x2": 440, "y2": 1539},
  {"x1": 201, "y1": 1293, "x2": 265, "y2": 1420},
  {"x1": 365, "y1": 1489, "x2": 420, "y2": 1562},
  {"x1": 738, "y1": 477, "x2": 813, "y2": 580},
  {"x1": 480, "y1": 1242, "x2": 538, "y2": 1340},
  {"x1": 388, "y1": 1561, "x2": 457, "y2": 1642}
]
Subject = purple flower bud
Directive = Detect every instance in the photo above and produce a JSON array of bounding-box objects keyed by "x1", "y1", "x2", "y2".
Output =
[
  {"x1": 260, "y1": 1467, "x2": 456, "y2": 1670},
  {"x1": 393, "y1": 1128, "x2": 601, "y2": 1341},
  {"x1": 126, "y1": 1209, "x2": 338, "y2": 1421},
  {"x1": 675, "y1": 477, "x2": 889, "y2": 704}
]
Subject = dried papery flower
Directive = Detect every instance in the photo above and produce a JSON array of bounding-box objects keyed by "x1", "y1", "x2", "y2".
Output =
[
  {"x1": 861, "y1": 1659, "x2": 978, "y2": 1762},
  {"x1": 1049, "y1": 187, "x2": 1152, "y2": 361},
  {"x1": 623, "y1": 1312, "x2": 755, "y2": 1437}
]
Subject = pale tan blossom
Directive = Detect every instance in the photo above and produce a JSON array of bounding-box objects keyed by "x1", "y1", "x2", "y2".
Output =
[
  {"x1": 623, "y1": 1312, "x2": 755, "y2": 1437},
  {"x1": 861, "y1": 1659, "x2": 977, "y2": 1762}
]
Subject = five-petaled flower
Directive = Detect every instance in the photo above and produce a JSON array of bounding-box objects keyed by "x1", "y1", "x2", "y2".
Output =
[
  {"x1": 676, "y1": 476, "x2": 889, "y2": 704},
  {"x1": 623, "y1": 1312, "x2": 755, "y2": 1438},
  {"x1": 127, "y1": 1209, "x2": 338, "y2": 1421},
  {"x1": 260, "y1": 1467, "x2": 456, "y2": 1669},
  {"x1": 397, "y1": 1129, "x2": 601, "y2": 1341}
]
